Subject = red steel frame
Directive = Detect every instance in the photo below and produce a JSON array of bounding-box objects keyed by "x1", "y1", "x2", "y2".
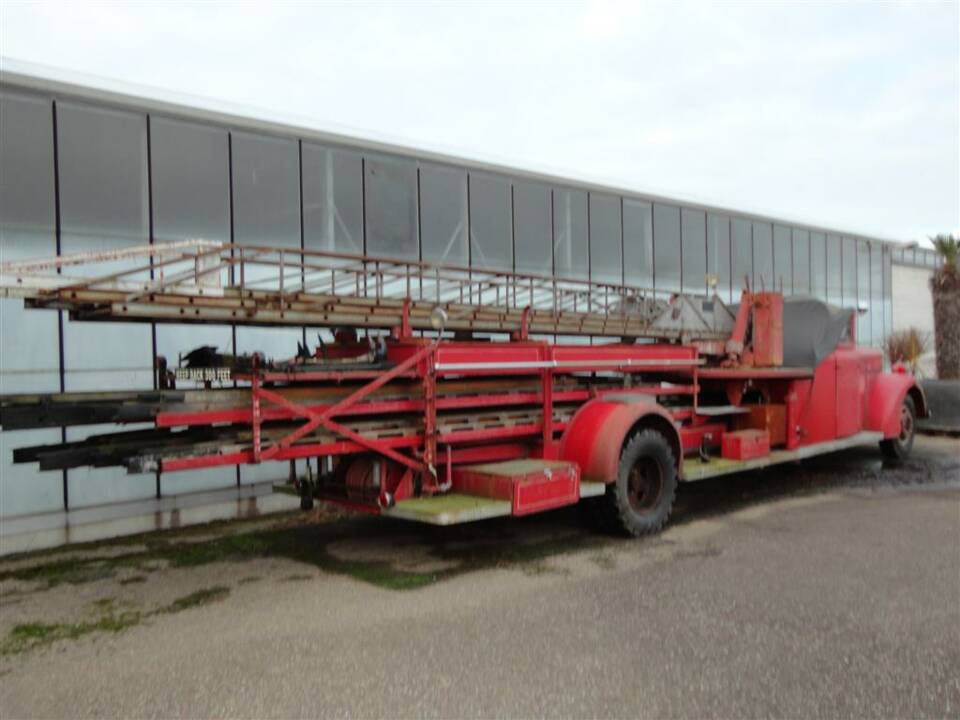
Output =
[
  {"x1": 153, "y1": 291, "x2": 922, "y2": 517},
  {"x1": 158, "y1": 335, "x2": 703, "y2": 504}
]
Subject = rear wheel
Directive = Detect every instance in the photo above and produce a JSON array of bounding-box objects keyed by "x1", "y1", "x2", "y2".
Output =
[
  {"x1": 597, "y1": 428, "x2": 678, "y2": 536},
  {"x1": 880, "y1": 395, "x2": 916, "y2": 463}
]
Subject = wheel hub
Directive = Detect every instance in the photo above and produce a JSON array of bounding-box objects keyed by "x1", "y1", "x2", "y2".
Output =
[
  {"x1": 627, "y1": 457, "x2": 664, "y2": 514},
  {"x1": 899, "y1": 403, "x2": 914, "y2": 442}
]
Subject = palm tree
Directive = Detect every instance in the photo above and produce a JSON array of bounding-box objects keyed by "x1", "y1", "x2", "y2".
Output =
[{"x1": 929, "y1": 234, "x2": 959, "y2": 379}]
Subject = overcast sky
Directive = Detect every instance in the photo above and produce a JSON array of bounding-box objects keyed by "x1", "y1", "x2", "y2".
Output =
[{"x1": 1, "y1": 0, "x2": 957, "y2": 244}]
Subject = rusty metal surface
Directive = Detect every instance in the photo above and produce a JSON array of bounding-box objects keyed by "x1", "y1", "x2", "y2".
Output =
[{"x1": 1, "y1": 241, "x2": 736, "y2": 341}]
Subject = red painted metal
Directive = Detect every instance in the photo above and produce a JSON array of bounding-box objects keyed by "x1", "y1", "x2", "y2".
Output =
[
  {"x1": 751, "y1": 292, "x2": 784, "y2": 367},
  {"x1": 559, "y1": 398, "x2": 683, "y2": 483},
  {"x1": 248, "y1": 342, "x2": 437, "y2": 471},
  {"x1": 128, "y1": 289, "x2": 926, "y2": 524},
  {"x1": 445, "y1": 443, "x2": 529, "y2": 466},
  {"x1": 867, "y1": 368, "x2": 926, "y2": 438},
  {"x1": 452, "y1": 460, "x2": 580, "y2": 516},
  {"x1": 725, "y1": 292, "x2": 752, "y2": 360},
  {"x1": 679, "y1": 423, "x2": 726, "y2": 454},
  {"x1": 155, "y1": 389, "x2": 593, "y2": 429},
  {"x1": 422, "y1": 349, "x2": 439, "y2": 493},
  {"x1": 722, "y1": 430, "x2": 770, "y2": 460}
]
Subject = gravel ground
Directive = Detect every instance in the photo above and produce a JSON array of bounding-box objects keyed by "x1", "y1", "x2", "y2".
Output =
[{"x1": 0, "y1": 435, "x2": 957, "y2": 719}]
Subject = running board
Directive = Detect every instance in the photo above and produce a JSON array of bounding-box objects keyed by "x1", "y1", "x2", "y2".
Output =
[
  {"x1": 382, "y1": 481, "x2": 607, "y2": 526},
  {"x1": 682, "y1": 431, "x2": 884, "y2": 482}
]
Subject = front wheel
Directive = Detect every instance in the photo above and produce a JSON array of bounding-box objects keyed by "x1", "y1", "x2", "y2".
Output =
[
  {"x1": 880, "y1": 395, "x2": 916, "y2": 463},
  {"x1": 597, "y1": 428, "x2": 678, "y2": 536}
]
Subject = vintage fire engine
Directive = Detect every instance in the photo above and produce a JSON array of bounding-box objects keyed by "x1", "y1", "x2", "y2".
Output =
[{"x1": 0, "y1": 241, "x2": 925, "y2": 535}]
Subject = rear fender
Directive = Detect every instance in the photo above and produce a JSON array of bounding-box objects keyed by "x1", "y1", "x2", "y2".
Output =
[
  {"x1": 559, "y1": 398, "x2": 682, "y2": 483},
  {"x1": 869, "y1": 371, "x2": 928, "y2": 438}
]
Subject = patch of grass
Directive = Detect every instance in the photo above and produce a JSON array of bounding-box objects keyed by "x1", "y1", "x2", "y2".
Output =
[
  {"x1": 1, "y1": 610, "x2": 142, "y2": 656},
  {"x1": 163, "y1": 534, "x2": 271, "y2": 567},
  {"x1": 119, "y1": 575, "x2": 148, "y2": 585},
  {"x1": 1, "y1": 586, "x2": 231, "y2": 656},
  {"x1": 238, "y1": 575, "x2": 261, "y2": 585},
  {"x1": 0, "y1": 559, "x2": 120, "y2": 589},
  {"x1": 160, "y1": 586, "x2": 230, "y2": 614},
  {"x1": 1, "y1": 509, "x2": 611, "y2": 596}
]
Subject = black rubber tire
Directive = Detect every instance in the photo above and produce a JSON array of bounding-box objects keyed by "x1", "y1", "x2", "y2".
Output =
[
  {"x1": 597, "y1": 428, "x2": 678, "y2": 537},
  {"x1": 880, "y1": 395, "x2": 916, "y2": 463}
]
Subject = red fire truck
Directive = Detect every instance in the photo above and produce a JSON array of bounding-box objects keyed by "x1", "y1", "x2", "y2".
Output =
[{"x1": 0, "y1": 241, "x2": 926, "y2": 536}]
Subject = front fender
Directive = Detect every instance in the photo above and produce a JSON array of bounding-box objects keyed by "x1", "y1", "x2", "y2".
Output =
[
  {"x1": 559, "y1": 397, "x2": 682, "y2": 483},
  {"x1": 869, "y1": 371, "x2": 928, "y2": 438}
]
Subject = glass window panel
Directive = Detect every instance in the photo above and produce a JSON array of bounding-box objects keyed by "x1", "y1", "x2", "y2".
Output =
[
  {"x1": 469, "y1": 172, "x2": 512, "y2": 271},
  {"x1": 149, "y1": 116, "x2": 236, "y2": 494},
  {"x1": 365, "y1": 153, "x2": 418, "y2": 260},
  {"x1": 589, "y1": 193, "x2": 622, "y2": 285},
  {"x1": 231, "y1": 131, "x2": 302, "y2": 418},
  {"x1": 0, "y1": 90, "x2": 63, "y2": 517},
  {"x1": 302, "y1": 143, "x2": 363, "y2": 255},
  {"x1": 707, "y1": 214, "x2": 731, "y2": 301},
  {"x1": 58, "y1": 102, "x2": 148, "y2": 254},
  {"x1": 232, "y1": 131, "x2": 300, "y2": 250},
  {"x1": 826, "y1": 234, "x2": 842, "y2": 305},
  {"x1": 57, "y1": 101, "x2": 151, "y2": 391},
  {"x1": 731, "y1": 218, "x2": 752, "y2": 301},
  {"x1": 0, "y1": 93, "x2": 57, "y2": 387},
  {"x1": 56, "y1": 101, "x2": 154, "y2": 507},
  {"x1": 792, "y1": 229, "x2": 810, "y2": 294},
  {"x1": 752, "y1": 222, "x2": 773, "y2": 291},
  {"x1": 513, "y1": 180, "x2": 552, "y2": 275},
  {"x1": 420, "y1": 163, "x2": 467, "y2": 266},
  {"x1": 883, "y1": 247, "x2": 892, "y2": 338},
  {"x1": 151, "y1": 117, "x2": 229, "y2": 243},
  {"x1": 552, "y1": 188, "x2": 588, "y2": 281},
  {"x1": 810, "y1": 232, "x2": 826, "y2": 299},
  {"x1": 857, "y1": 239, "x2": 871, "y2": 344},
  {"x1": 841, "y1": 237, "x2": 857, "y2": 307},
  {"x1": 870, "y1": 243, "x2": 884, "y2": 347},
  {"x1": 653, "y1": 204, "x2": 681, "y2": 294},
  {"x1": 681, "y1": 208, "x2": 706, "y2": 293},
  {"x1": 773, "y1": 224, "x2": 792, "y2": 293},
  {"x1": 0, "y1": 91, "x2": 55, "y2": 244},
  {"x1": 623, "y1": 199, "x2": 653, "y2": 288}
]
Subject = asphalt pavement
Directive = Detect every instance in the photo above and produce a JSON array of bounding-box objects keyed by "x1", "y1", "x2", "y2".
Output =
[{"x1": 1, "y1": 436, "x2": 957, "y2": 719}]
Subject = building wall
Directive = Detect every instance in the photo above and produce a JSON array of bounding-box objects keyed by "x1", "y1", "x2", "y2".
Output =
[
  {"x1": 892, "y1": 264, "x2": 937, "y2": 378},
  {"x1": 0, "y1": 72, "x2": 908, "y2": 524}
]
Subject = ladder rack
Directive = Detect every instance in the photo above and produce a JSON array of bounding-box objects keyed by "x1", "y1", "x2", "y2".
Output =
[{"x1": 0, "y1": 240, "x2": 735, "y2": 342}]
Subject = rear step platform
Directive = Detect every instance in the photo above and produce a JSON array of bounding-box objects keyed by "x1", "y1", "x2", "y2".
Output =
[{"x1": 382, "y1": 459, "x2": 605, "y2": 526}]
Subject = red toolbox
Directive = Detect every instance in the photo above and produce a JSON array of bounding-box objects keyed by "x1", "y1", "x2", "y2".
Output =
[
  {"x1": 452, "y1": 459, "x2": 580, "y2": 516},
  {"x1": 721, "y1": 429, "x2": 771, "y2": 461}
]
